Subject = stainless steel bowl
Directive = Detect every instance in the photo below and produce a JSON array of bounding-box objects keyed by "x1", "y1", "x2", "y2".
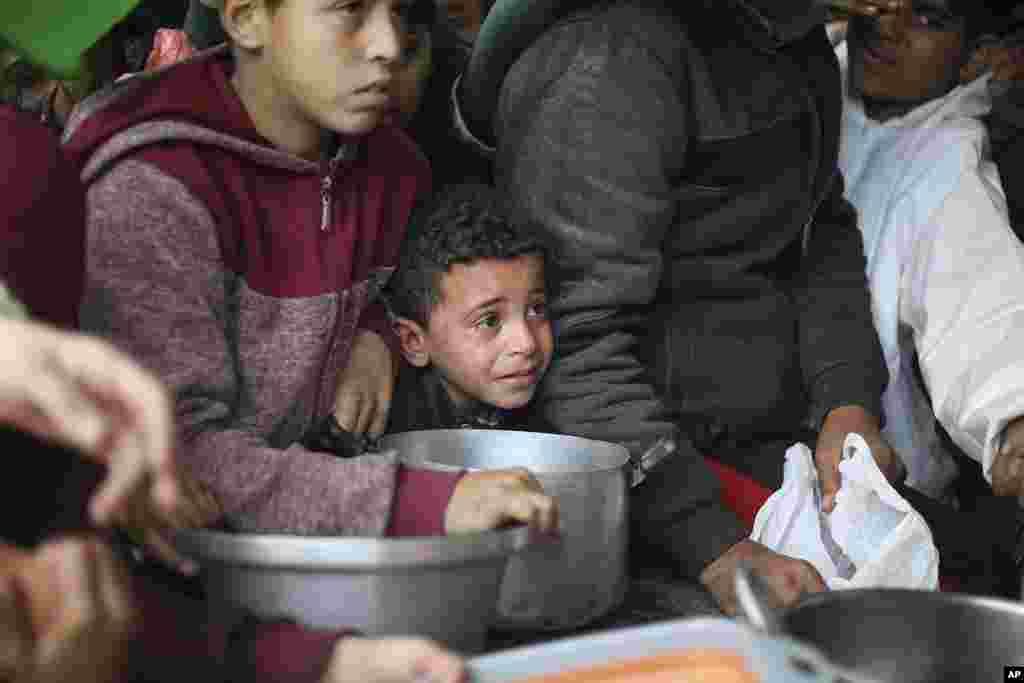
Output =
[
  {"x1": 782, "y1": 588, "x2": 1024, "y2": 682},
  {"x1": 382, "y1": 429, "x2": 630, "y2": 633},
  {"x1": 174, "y1": 525, "x2": 533, "y2": 654}
]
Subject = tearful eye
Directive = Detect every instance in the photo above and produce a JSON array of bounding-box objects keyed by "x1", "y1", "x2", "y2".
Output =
[
  {"x1": 476, "y1": 314, "x2": 501, "y2": 330},
  {"x1": 330, "y1": 0, "x2": 363, "y2": 14}
]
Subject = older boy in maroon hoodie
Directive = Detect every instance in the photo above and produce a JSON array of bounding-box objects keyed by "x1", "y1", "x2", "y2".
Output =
[
  {"x1": 0, "y1": 74, "x2": 464, "y2": 683},
  {"x1": 63, "y1": 0, "x2": 555, "y2": 540}
]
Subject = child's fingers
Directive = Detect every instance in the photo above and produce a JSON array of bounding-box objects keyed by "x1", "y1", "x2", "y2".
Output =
[
  {"x1": 355, "y1": 399, "x2": 375, "y2": 437},
  {"x1": 495, "y1": 468, "x2": 542, "y2": 491},
  {"x1": 367, "y1": 396, "x2": 389, "y2": 439},
  {"x1": 497, "y1": 491, "x2": 552, "y2": 530},
  {"x1": 333, "y1": 398, "x2": 362, "y2": 435}
]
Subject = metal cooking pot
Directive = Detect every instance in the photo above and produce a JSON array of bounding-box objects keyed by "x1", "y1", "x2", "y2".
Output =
[
  {"x1": 781, "y1": 588, "x2": 1024, "y2": 682},
  {"x1": 382, "y1": 429, "x2": 630, "y2": 632},
  {"x1": 174, "y1": 525, "x2": 532, "y2": 654}
]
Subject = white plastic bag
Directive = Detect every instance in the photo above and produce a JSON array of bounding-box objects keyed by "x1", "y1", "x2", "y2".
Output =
[{"x1": 751, "y1": 433, "x2": 939, "y2": 590}]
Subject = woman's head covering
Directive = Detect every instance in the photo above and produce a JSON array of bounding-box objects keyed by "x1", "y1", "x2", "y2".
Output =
[{"x1": 0, "y1": 0, "x2": 140, "y2": 76}]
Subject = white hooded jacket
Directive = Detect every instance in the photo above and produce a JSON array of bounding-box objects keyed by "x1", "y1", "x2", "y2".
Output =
[{"x1": 837, "y1": 41, "x2": 1024, "y2": 498}]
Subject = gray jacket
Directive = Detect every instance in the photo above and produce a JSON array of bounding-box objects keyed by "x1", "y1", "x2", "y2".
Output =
[{"x1": 491, "y1": 0, "x2": 888, "y2": 576}]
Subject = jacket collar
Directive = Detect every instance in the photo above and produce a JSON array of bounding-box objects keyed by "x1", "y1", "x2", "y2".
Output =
[{"x1": 731, "y1": 0, "x2": 828, "y2": 47}]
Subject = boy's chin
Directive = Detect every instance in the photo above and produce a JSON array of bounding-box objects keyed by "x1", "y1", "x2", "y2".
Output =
[
  {"x1": 319, "y1": 110, "x2": 388, "y2": 138},
  {"x1": 489, "y1": 389, "x2": 538, "y2": 411}
]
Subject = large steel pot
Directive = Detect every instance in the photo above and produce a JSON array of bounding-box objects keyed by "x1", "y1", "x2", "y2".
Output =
[
  {"x1": 382, "y1": 429, "x2": 630, "y2": 632},
  {"x1": 174, "y1": 525, "x2": 532, "y2": 654},
  {"x1": 781, "y1": 588, "x2": 1024, "y2": 682}
]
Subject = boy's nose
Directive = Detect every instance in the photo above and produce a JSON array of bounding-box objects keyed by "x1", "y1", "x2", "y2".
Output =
[
  {"x1": 876, "y1": 4, "x2": 909, "y2": 42},
  {"x1": 364, "y1": 5, "x2": 403, "y2": 64},
  {"x1": 508, "y1": 320, "x2": 540, "y2": 356}
]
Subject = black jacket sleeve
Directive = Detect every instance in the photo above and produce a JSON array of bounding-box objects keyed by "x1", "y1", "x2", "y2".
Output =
[
  {"x1": 493, "y1": 3, "x2": 747, "y2": 578},
  {"x1": 795, "y1": 173, "x2": 889, "y2": 430}
]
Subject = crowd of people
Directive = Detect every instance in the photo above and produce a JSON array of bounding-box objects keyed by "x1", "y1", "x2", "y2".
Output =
[{"x1": 2, "y1": 0, "x2": 1024, "y2": 680}]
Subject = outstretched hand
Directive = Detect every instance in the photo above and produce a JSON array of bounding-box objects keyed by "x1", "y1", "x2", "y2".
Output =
[{"x1": 0, "y1": 319, "x2": 181, "y2": 528}]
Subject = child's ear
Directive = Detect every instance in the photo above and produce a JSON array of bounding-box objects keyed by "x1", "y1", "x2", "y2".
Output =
[
  {"x1": 392, "y1": 317, "x2": 431, "y2": 368},
  {"x1": 222, "y1": 0, "x2": 270, "y2": 51}
]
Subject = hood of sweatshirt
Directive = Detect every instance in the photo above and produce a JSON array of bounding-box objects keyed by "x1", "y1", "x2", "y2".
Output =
[{"x1": 63, "y1": 45, "x2": 414, "y2": 185}]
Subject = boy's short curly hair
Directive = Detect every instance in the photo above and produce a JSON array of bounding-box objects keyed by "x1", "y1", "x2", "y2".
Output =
[{"x1": 385, "y1": 182, "x2": 557, "y2": 327}]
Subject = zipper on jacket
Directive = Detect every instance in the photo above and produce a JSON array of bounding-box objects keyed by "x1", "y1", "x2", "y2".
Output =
[
  {"x1": 320, "y1": 155, "x2": 341, "y2": 233},
  {"x1": 320, "y1": 173, "x2": 334, "y2": 232}
]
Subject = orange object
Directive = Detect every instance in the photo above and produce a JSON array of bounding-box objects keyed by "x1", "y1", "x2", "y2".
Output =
[{"x1": 516, "y1": 649, "x2": 759, "y2": 683}]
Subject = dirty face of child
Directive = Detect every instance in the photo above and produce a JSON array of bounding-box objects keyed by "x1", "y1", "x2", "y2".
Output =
[
  {"x1": 421, "y1": 254, "x2": 553, "y2": 411},
  {"x1": 256, "y1": 0, "x2": 417, "y2": 139},
  {"x1": 848, "y1": 0, "x2": 967, "y2": 105}
]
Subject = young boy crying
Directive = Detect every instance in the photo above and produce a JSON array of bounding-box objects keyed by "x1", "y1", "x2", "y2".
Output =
[{"x1": 384, "y1": 182, "x2": 557, "y2": 433}]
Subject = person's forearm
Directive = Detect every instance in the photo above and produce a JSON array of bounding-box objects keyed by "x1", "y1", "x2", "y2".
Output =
[
  {"x1": 630, "y1": 436, "x2": 748, "y2": 578},
  {"x1": 796, "y1": 183, "x2": 888, "y2": 429},
  {"x1": 910, "y1": 170, "x2": 1024, "y2": 480}
]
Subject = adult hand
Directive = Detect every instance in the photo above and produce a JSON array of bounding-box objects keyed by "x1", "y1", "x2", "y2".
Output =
[
  {"x1": 699, "y1": 539, "x2": 827, "y2": 616},
  {"x1": 444, "y1": 469, "x2": 559, "y2": 535},
  {"x1": 115, "y1": 469, "x2": 222, "y2": 574},
  {"x1": 0, "y1": 538, "x2": 137, "y2": 683},
  {"x1": 0, "y1": 318, "x2": 181, "y2": 527},
  {"x1": 814, "y1": 405, "x2": 901, "y2": 513},
  {"x1": 322, "y1": 636, "x2": 466, "y2": 683},
  {"x1": 333, "y1": 330, "x2": 396, "y2": 439},
  {"x1": 991, "y1": 417, "x2": 1024, "y2": 504}
]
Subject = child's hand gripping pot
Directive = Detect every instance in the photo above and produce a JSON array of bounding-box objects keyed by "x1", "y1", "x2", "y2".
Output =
[{"x1": 444, "y1": 468, "x2": 559, "y2": 536}]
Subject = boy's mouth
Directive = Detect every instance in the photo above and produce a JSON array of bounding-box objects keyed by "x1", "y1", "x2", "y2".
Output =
[
  {"x1": 351, "y1": 80, "x2": 395, "y2": 111},
  {"x1": 498, "y1": 366, "x2": 541, "y2": 383}
]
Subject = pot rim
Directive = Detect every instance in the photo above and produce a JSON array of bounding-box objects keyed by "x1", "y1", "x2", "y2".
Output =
[
  {"x1": 173, "y1": 524, "x2": 535, "y2": 571},
  {"x1": 383, "y1": 429, "x2": 632, "y2": 475},
  {"x1": 785, "y1": 587, "x2": 1024, "y2": 619}
]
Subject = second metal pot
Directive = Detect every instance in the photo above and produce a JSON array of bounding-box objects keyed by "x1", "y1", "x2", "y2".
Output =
[
  {"x1": 383, "y1": 429, "x2": 630, "y2": 632},
  {"x1": 782, "y1": 588, "x2": 1024, "y2": 682}
]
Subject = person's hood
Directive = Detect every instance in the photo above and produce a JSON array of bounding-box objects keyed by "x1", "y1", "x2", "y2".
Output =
[
  {"x1": 63, "y1": 46, "x2": 361, "y2": 184},
  {"x1": 730, "y1": 0, "x2": 828, "y2": 46},
  {"x1": 837, "y1": 39, "x2": 994, "y2": 132}
]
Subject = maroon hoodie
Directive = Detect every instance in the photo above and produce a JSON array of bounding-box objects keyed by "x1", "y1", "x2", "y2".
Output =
[
  {"x1": 0, "y1": 104, "x2": 85, "y2": 329},
  {"x1": 63, "y1": 47, "x2": 461, "y2": 540}
]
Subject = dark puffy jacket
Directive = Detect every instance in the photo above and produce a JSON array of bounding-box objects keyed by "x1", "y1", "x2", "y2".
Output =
[{"x1": 493, "y1": 0, "x2": 888, "y2": 576}]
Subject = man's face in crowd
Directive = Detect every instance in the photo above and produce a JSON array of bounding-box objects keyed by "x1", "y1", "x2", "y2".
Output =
[
  {"x1": 848, "y1": 0, "x2": 968, "y2": 104},
  {"x1": 256, "y1": 0, "x2": 416, "y2": 137}
]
